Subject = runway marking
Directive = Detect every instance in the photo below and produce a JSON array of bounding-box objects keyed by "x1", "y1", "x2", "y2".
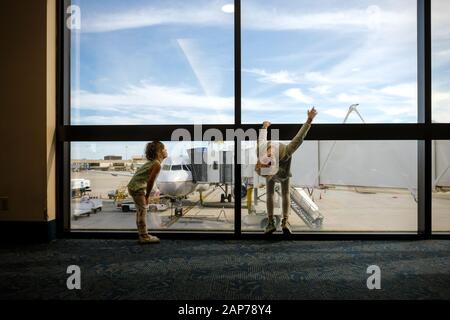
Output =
[{"x1": 162, "y1": 188, "x2": 216, "y2": 228}]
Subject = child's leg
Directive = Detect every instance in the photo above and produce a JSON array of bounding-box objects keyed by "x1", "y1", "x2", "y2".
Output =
[
  {"x1": 281, "y1": 178, "x2": 291, "y2": 220},
  {"x1": 131, "y1": 191, "x2": 148, "y2": 238},
  {"x1": 266, "y1": 178, "x2": 275, "y2": 221}
]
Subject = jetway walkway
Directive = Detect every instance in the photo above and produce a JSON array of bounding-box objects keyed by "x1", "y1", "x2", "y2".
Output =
[{"x1": 283, "y1": 187, "x2": 324, "y2": 230}]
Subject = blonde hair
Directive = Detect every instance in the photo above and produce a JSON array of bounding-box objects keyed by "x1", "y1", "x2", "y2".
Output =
[{"x1": 145, "y1": 141, "x2": 165, "y2": 161}]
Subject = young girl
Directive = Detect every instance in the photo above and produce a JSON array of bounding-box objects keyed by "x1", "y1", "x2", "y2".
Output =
[
  {"x1": 256, "y1": 107, "x2": 318, "y2": 235},
  {"x1": 127, "y1": 141, "x2": 168, "y2": 244}
]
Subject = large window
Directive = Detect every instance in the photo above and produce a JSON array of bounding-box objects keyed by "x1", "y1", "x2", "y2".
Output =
[
  {"x1": 70, "y1": 0, "x2": 234, "y2": 125},
  {"x1": 241, "y1": 141, "x2": 417, "y2": 232},
  {"x1": 71, "y1": 141, "x2": 234, "y2": 231},
  {"x1": 242, "y1": 0, "x2": 417, "y2": 124},
  {"x1": 432, "y1": 140, "x2": 450, "y2": 232},
  {"x1": 59, "y1": 0, "x2": 450, "y2": 238},
  {"x1": 431, "y1": 0, "x2": 450, "y2": 233},
  {"x1": 432, "y1": 0, "x2": 450, "y2": 123}
]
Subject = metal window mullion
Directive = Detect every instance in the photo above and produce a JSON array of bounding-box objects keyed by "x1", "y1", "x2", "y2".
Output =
[
  {"x1": 57, "y1": 0, "x2": 72, "y2": 236},
  {"x1": 417, "y1": 0, "x2": 432, "y2": 237},
  {"x1": 234, "y1": 0, "x2": 242, "y2": 237}
]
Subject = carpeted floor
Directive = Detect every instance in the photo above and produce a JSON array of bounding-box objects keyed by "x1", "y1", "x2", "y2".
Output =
[{"x1": 1, "y1": 239, "x2": 450, "y2": 300}]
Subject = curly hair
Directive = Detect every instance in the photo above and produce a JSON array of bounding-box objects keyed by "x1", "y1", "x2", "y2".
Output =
[{"x1": 145, "y1": 141, "x2": 165, "y2": 161}]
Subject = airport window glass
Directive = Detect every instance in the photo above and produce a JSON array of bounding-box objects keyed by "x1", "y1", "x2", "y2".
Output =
[
  {"x1": 432, "y1": 140, "x2": 450, "y2": 232},
  {"x1": 70, "y1": 0, "x2": 234, "y2": 125},
  {"x1": 71, "y1": 141, "x2": 235, "y2": 231},
  {"x1": 242, "y1": 140, "x2": 418, "y2": 232},
  {"x1": 432, "y1": 0, "x2": 450, "y2": 123},
  {"x1": 242, "y1": 0, "x2": 418, "y2": 124},
  {"x1": 62, "y1": 1, "x2": 446, "y2": 237}
]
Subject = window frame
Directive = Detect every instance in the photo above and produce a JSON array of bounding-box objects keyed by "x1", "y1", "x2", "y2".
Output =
[{"x1": 56, "y1": 0, "x2": 450, "y2": 239}]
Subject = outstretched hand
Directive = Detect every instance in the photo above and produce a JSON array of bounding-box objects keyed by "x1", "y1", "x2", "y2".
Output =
[
  {"x1": 307, "y1": 107, "x2": 318, "y2": 123},
  {"x1": 262, "y1": 121, "x2": 271, "y2": 129}
]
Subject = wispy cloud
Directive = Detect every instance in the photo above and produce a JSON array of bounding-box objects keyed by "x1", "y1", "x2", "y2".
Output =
[
  {"x1": 73, "y1": 81, "x2": 233, "y2": 112},
  {"x1": 243, "y1": 4, "x2": 413, "y2": 32},
  {"x1": 80, "y1": 2, "x2": 233, "y2": 33},
  {"x1": 79, "y1": 1, "x2": 415, "y2": 35},
  {"x1": 72, "y1": 0, "x2": 450, "y2": 125},
  {"x1": 283, "y1": 88, "x2": 314, "y2": 104},
  {"x1": 72, "y1": 81, "x2": 305, "y2": 125},
  {"x1": 239, "y1": 1, "x2": 422, "y2": 124},
  {"x1": 379, "y1": 83, "x2": 416, "y2": 100},
  {"x1": 322, "y1": 108, "x2": 350, "y2": 120},
  {"x1": 243, "y1": 69, "x2": 301, "y2": 84},
  {"x1": 72, "y1": 81, "x2": 235, "y2": 124},
  {"x1": 176, "y1": 38, "x2": 226, "y2": 97}
]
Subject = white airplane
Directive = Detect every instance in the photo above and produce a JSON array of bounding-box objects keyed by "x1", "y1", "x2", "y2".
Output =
[
  {"x1": 157, "y1": 155, "x2": 210, "y2": 216},
  {"x1": 158, "y1": 156, "x2": 198, "y2": 198},
  {"x1": 90, "y1": 143, "x2": 233, "y2": 216}
]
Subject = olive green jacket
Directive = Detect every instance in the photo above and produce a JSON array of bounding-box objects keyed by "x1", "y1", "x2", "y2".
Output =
[
  {"x1": 127, "y1": 159, "x2": 160, "y2": 193},
  {"x1": 256, "y1": 122, "x2": 311, "y2": 179}
]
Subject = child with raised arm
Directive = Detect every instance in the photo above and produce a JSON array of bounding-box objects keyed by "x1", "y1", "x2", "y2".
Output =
[{"x1": 256, "y1": 107, "x2": 318, "y2": 235}]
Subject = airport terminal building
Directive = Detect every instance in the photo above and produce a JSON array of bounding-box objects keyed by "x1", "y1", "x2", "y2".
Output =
[{"x1": 1, "y1": 0, "x2": 450, "y2": 302}]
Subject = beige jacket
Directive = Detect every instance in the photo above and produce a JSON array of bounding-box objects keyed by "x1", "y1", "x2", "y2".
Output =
[{"x1": 256, "y1": 122, "x2": 311, "y2": 179}]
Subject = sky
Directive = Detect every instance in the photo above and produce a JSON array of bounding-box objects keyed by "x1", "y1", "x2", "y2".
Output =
[{"x1": 69, "y1": 0, "x2": 450, "y2": 159}]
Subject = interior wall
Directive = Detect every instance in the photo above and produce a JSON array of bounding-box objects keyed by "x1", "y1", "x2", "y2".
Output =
[
  {"x1": 0, "y1": 0, "x2": 56, "y2": 222},
  {"x1": 46, "y1": 0, "x2": 56, "y2": 221}
]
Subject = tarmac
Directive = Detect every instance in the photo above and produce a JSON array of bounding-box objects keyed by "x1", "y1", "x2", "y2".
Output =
[{"x1": 71, "y1": 170, "x2": 450, "y2": 232}]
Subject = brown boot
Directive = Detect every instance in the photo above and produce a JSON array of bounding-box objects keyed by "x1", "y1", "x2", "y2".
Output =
[
  {"x1": 281, "y1": 218, "x2": 292, "y2": 236},
  {"x1": 138, "y1": 234, "x2": 160, "y2": 244},
  {"x1": 264, "y1": 218, "x2": 276, "y2": 235}
]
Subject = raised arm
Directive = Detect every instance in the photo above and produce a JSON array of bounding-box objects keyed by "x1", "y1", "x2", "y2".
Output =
[
  {"x1": 285, "y1": 107, "x2": 318, "y2": 158},
  {"x1": 257, "y1": 121, "x2": 271, "y2": 157}
]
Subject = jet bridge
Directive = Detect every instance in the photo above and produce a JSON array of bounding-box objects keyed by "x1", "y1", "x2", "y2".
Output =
[
  {"x1": 276, "y1": 186, "x2": 324, "y2": 230},
  {"x1": 188, "y1": 147, "x2": 234, "y2": 203}
]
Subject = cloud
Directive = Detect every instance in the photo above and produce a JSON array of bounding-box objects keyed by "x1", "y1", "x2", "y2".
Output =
[
  {"x1": 379, "y1": 83, "x2": 416, "y2": 100},
  {"x1": 243, "y1": 69, "x2": 332, "y2": 86},
  {"x1": 376, "y1": 106, "x2": 416, "y2": 117},
  {"x1": 79, "y1": 1, "x2": 415, "y2": 35},
  {"x1": 309, "y1": 85, "x2": 332, "y2": 95},
  {"x1": 336, "y1": 93, "x2": 370, "y2": 104},
  {"x1": 176, "y1": 38, "x2": 225, "y2": 97},
  {"x1": 78, "y1": 73, "x2": 422, "y2": 125},
  {"x1": 283, "y1": 88, "x2": 313, "y2": 104},
  {"x1": 243, "y1": 69, "x2": 301, "y2": 84},
  {"x1": 335, "y1": 83, "x2": 416, "y2": 105},
  {"x1": 72, "y1": 81, "x2": 307, "y2": 124},
  {"x1": 81, "y1": 2, "x2": 232, "y2": 33},
  {"x1": 73, "y1": 0, "x2": 450, "y2": 125},
  {"x1": 239, "y1": 1, "x2": 421, "y2": 124},
  {"x1": 73, "y1": 81, "x2": 233, "y2": 112},
  {"x1": 243, "y1": 3, "x2": 413, "y2": 32},
  {"x1": 71, "y1": 81, "x2": 236, "y2": 124},
  {"x1": 322, "y1": 108, "x2": 349, "y2": 119}
]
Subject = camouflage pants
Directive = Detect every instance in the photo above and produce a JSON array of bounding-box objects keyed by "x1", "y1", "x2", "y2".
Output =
[
  {"x1": 128, "y1": 188, "x2": 148, "y2": 238},
  {"x1": 266, "y1": 177, "x2": 290, "y2": 220}
]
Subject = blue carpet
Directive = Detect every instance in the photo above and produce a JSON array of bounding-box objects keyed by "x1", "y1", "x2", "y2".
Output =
[{"x1": 1, "y1": 240, "x2": 450, "y2": 300}]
